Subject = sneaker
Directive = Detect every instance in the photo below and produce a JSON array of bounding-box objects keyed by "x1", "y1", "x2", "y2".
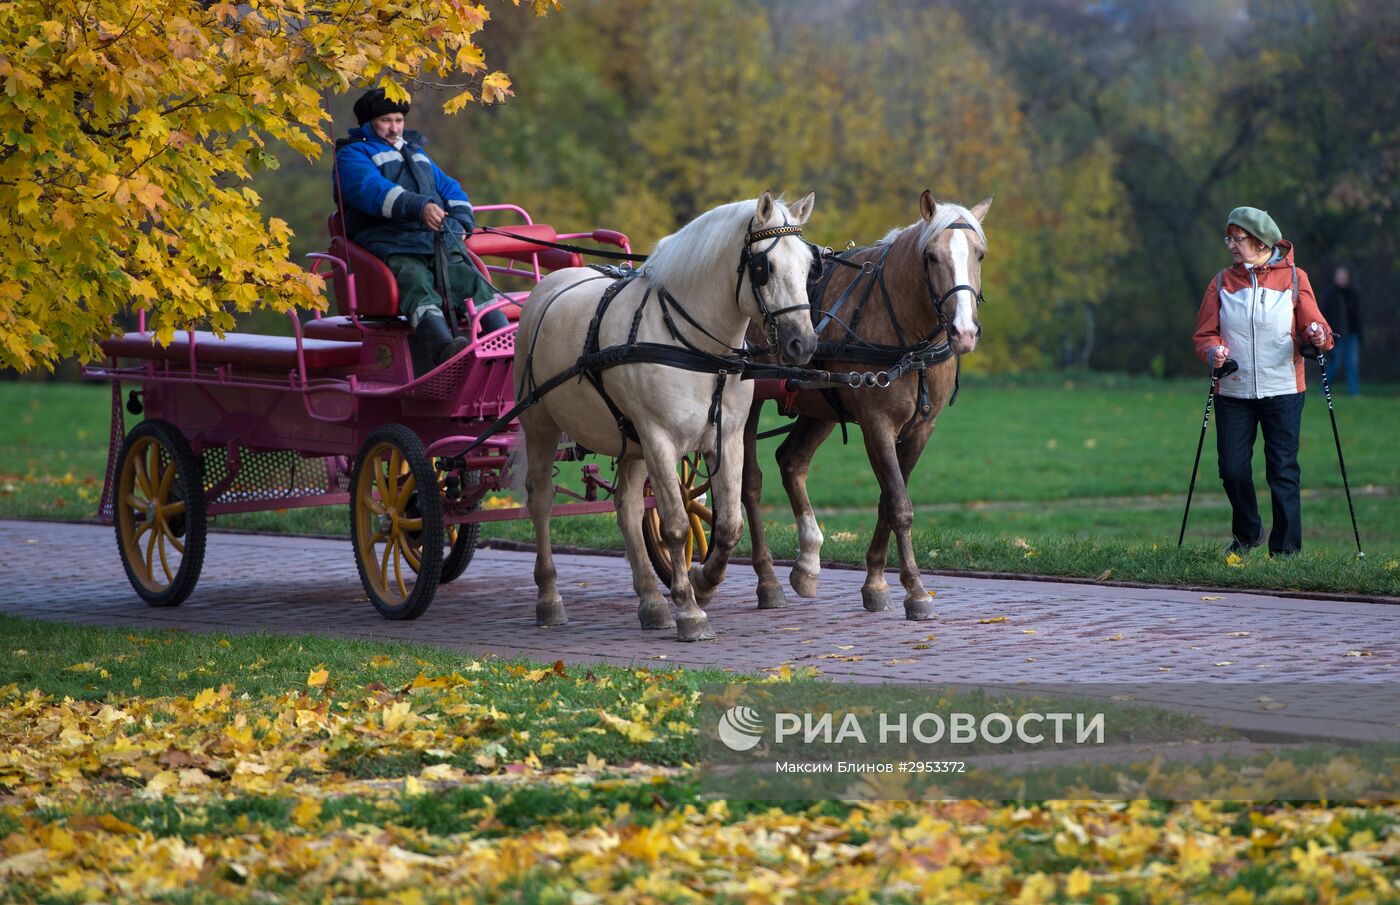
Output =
[{"x1": 1225, "y1": 529, "x2": 1266, "y2": 557}]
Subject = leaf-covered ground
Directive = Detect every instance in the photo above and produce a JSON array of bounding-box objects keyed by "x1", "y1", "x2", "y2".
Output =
[{"x1": 1, "y1": 618, "x2": 1396, "y2": 903}]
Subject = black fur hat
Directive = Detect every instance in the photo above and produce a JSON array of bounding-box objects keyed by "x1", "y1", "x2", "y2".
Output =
[{"x1": 353, "y1": 88, "x2": 411, "y2": 125}]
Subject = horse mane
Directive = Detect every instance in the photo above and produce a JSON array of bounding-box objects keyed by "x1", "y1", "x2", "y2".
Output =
[
  {"x1": 880, "y1": 202, "x2": 987, "y2": 249},
  {"x1": 641, "y1": 197, "x2": 791, "y2": 299}
]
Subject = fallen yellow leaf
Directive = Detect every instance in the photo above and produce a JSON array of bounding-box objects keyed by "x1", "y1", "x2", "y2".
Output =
[{"x1": 307, "y1": 667, "x2": 329, "y2": 687}]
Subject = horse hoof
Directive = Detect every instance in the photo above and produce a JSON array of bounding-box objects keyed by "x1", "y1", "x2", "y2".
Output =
[
  {"x1": 756, "y1": 582, "x2": 788, "y2": 610},
  {"x1": 862, "y1": 587, "x2": 892, "y2": 613},
  {"x1": 789, "y1": 566, "x2": 820, "y2": 599},
  {"x1": 904, "y1": 595, "x2": 936, "y2": 621},
  {"x1": 536, "y1": 600, "x2": 568, "y2": 627},
  {"x1": 639, "y1": 601, "x2": 676, "y2": 630},
  {"x1": 676, "y1": 614, "x2": 716, "y2": 642}
]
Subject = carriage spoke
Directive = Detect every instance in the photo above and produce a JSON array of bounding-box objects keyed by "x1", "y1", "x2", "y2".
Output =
[
  {"x1": 162, "y1": 500, "x2": 186, "y2": 520},
  {"x1": 687, "y1": 501, "x2": 713, "y2": 523},
  {"x1": 399, "y1": 535, "x2": 422, "y2": 571},
  {"x1": 155, "y1": 458, "x2": 175, "y2": 503},
  {"x1": 387, "y1": 451, "x2": 403, "y2": 504},
  {"x1": 378, "y1": 535, "x2": 393, "y2": 591},
  {"x1": 132, "y1": 520, "x2": 153, "y2": 542},
  {"x1": 126, "y1": 494, "x2": 147, "y2": 513},
  {"x1": 374, "y1": 460, "x2": 393, "y2": 510},
  {"x1": 399, "y1": 517, "x2": 423, "y2": 532},
  {"x1": 392, "y1": 543, "x2": 406, "y2": 597},
  {"x1": 146, "y1": 446, "x2": 160, "y2": 499},
  {"x1": 133, "y1": 450, "x2": 152, "y2": 499},
  {"x1": 144, "y1": 525, "x2": 158, "y2": 581},
  {"x1": 689, "y1": 512, "x2": 709, "y2": 561},
  {"x1": 369, "y1": 529, "x2": 389, "y2": 546},
  {"x1": 166, "y1": 531, "x2": 185, "y2": 554},
  {"x1": 156, "y1": 529, "x2": 174, "y2": 583}
]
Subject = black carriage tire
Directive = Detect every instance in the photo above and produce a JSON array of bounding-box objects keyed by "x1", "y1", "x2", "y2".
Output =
[
  {"x1": 350, "y1": 424, "x2": 444, "y2": 620},
  {"x1": 113, "y1": 419, "x2": 207, "y2": 608},
  {"x1": 440, "y1": 519, "x2": 480, "y2": 583}
]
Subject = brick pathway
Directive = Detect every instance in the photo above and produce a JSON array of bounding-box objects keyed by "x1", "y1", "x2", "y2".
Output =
[{"x1": 4, "y1": 519, "x2": 1394, "y2": 687}]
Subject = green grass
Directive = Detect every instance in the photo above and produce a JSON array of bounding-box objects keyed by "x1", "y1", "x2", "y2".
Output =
[{"x1": 3, "y1": 378, "x2": 1397, "y2": 594}]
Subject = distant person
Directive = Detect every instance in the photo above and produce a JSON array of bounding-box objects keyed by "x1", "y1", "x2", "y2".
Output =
[
  {"x1": 1192, "y1": 207, "x2": 1332, "y2": 557},
  {"x1": 333, "y1": 88, "x2": 508, "y2": 367},
  {"x1": 1319, "y1": 265, "x2": 1363, "y2": 396}
]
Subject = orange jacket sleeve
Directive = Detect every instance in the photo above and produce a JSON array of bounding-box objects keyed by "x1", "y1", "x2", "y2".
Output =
[
  {"x1": 1192, "y1": 273, "x2": 1224, "y2": 365},
  {"x1": 1292, "y1": 269, "x2": 1335, "y2": 351}
]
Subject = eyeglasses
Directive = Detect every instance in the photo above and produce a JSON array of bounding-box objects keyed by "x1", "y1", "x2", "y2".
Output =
[{"x1": 1223, "y1": 234, "x2": 1254, "y2": 248}]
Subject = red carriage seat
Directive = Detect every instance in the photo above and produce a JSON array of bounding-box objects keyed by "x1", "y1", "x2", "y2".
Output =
[
  {"x1": 102, "y1": 331, "x2": 361, "y2": 371},
  {"x1": 326, "y1": 212, "x2": 400, "y2": 318}
]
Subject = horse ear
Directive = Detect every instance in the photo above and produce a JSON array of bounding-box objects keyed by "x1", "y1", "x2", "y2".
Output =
[
  {"x1": 919, "y1": 189, "x2": 937, "y2": 223},
  {"x1": 755, "y1": 190, "x2": 775, "y2": 226},
  {"x1": 789, "y1": 191, "x2": 815, "y2": 225},
  {"x1": 970, "y1": 195, "x2": 994, "y2": 223}
]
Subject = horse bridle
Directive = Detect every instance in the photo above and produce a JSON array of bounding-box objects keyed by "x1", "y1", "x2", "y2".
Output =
[
  {"x1": 737, "y1": 217, "x2": 810, "y2": 343},
  {"x1": 921, "y1": 221, "x2": 986, "y2": 340}
]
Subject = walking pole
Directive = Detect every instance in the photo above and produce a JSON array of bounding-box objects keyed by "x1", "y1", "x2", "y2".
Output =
[
  {"x1": 1304, "y1": 326, "x2": 1365, "y2": 558},
  {"x1": 1179, "y1": 357, "x2": 1238, "y2": 547}
]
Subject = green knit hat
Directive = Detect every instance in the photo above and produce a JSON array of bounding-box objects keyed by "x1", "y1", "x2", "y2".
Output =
[{"x1": 1226, "y1": 207, "x2": 1282, "y2": 247}]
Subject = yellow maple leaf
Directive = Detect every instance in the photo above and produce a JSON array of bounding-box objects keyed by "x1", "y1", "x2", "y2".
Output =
[
  {"x1": 1065, "y1": 867, "x2": 1092, "y2": 897},
  {"x1": 597, "y1": 710, "x2": 656, "y2": 743},
  {"x1": 306, "y1": 668, "x2": 328, "y2": 687},
  {"x1": 291, "y1": 796, "x2": 322, "y2": 827}
]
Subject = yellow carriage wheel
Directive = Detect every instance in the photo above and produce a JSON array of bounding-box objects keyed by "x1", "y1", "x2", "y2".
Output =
[
  {"x1": 350, "y1": 424, "x2": 443, "y2": 620},
  {"x1": 113, "y1": 420, "x2": 206, "y2": 607},
  {"x1": 641, "y1": 454, "x2": 714, "y2": 587}
]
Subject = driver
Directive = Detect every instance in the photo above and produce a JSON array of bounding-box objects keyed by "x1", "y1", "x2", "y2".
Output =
[{"x1": 333, "y1": 87, "x2": 508, "y2": 366}]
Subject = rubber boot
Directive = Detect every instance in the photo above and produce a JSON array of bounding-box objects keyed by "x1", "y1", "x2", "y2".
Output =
[{"x1": 415, "y1": 313, "x2": 469, "y2": 367}]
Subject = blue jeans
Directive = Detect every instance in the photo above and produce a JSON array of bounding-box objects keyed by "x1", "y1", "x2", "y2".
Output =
[
  {"x1": 1328, "y1": 334, "x2": 1361, "y2": 396},
  {"x1": 1215, "y1": 392, "x2": 1305, "y2": 555}
]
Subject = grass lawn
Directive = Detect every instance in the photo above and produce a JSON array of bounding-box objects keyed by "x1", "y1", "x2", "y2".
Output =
[
  {"x1": 0, "y1": 616, "x2": 1395, "y2": 903},
  {"x1": 3, "y1": 378, "x2": 1398, "y2": 595}
]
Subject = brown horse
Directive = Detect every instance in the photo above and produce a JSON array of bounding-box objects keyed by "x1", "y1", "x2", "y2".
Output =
[{"x1": 741, "y1": 191, "x2": 991, "y2": 620}]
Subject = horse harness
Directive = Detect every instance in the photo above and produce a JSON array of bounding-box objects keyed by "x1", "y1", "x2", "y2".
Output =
[
  {"x1": 800, "y1": 221, "x2": 984, "y2": 434},
  {"x1": 456, "y1": 217, "x2": 846, "y2": 467}
]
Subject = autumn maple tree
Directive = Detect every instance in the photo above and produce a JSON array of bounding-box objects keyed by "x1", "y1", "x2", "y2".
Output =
[{"x1": 0, "y1": 0, "x2": 552, "y2": 371}]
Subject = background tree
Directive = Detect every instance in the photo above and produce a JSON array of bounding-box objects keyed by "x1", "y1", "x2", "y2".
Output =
[{"x1": 0, "y1": 0, "x2": 556, "y2": 371}]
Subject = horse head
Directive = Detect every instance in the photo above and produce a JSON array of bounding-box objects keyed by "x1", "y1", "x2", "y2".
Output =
[
  {"x1": 918, "y1": 190, "x2": 991, "y2": 356},
  {"x1": 739, "y1": 190, "x2": 818, "y2": 366}
]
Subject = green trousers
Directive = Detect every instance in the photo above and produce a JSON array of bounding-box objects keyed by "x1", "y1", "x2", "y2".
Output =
[{"x1": 386, "y1": 251, "x2": 505, "y2": 331}]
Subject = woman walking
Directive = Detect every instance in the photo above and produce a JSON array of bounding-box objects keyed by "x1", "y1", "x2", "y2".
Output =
[{"x1": 1192, "y1": 207, "x2": 1332, "y2": 557}]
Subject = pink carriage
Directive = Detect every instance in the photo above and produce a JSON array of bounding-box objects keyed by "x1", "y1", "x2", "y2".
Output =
[{"x1": 84, "y1": 205, "x2": 644, "y2": 619}]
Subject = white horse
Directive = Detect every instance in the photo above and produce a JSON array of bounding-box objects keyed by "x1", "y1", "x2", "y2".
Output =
[{"x1": 513, "y1": 191, "x2": 818, "y2": 641}]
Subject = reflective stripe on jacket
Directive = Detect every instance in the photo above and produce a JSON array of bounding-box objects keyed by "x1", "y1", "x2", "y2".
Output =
[
  {"x1": 332, "y1": 127, "x2": 475, "y2": 259},
  {"x1": 1192, "y1": 241, "x2": 1333, "y2": 399}
]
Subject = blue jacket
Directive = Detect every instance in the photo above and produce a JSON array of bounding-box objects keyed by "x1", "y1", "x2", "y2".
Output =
[{"x1": 332, "y1": 126, "x2": 475, "y2": 259}]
